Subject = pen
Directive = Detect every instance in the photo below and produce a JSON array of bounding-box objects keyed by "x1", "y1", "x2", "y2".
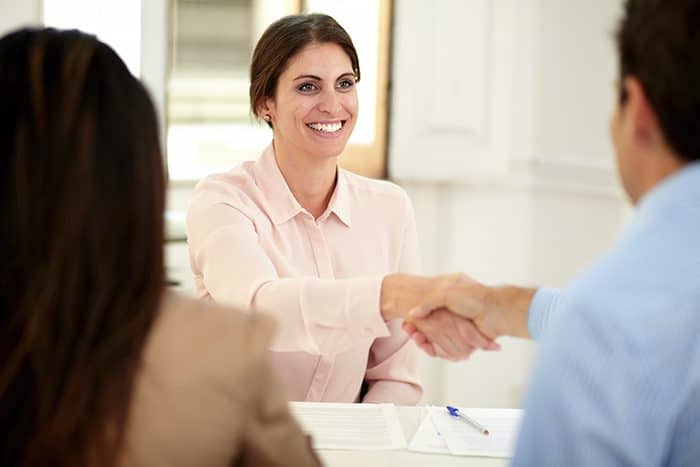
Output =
[{"x1": 446, "y1": 406, "x2": 490, "y2": 436}]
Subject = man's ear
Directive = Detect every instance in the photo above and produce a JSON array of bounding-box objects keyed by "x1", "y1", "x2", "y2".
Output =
[{"x1": 623, "y1": 76, "x2": 662, "y2": 148}]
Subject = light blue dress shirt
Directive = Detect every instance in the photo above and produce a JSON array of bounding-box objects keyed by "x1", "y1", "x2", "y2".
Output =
[{"x1": 512, "y1": 162, "x2": 700, "y2": 467}]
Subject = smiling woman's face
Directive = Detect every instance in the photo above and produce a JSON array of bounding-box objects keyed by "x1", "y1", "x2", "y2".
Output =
[{"x1": 262, "y1": 41, "x2": 358, "y2": 161}]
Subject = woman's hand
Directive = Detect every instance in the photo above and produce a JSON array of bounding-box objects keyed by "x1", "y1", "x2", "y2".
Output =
[
  {"x1": 402, "y1": 310, "x2": 500, "y2": 360},
  {"x1": 380, "y1": 273, "x2": 462, "y2": 321}
]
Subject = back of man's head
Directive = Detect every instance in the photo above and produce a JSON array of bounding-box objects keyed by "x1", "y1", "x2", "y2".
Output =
[{"x1": 617, "y1": 0, "x2": 700, "y2": 163}]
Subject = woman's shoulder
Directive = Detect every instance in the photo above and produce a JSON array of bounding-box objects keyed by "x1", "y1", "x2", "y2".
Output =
[
  {"x1": 144, "y1": 291, "x2": 274, "y2": 383},
  {"x1": 124, "y1": 291, "x2": 276, "y2": 466},
  {"x1": 340, "y1": 169, "x2": 411, "y2": 206},
  {"x1": 190, "y1": 162, "x2": 258, "y2": 204}
]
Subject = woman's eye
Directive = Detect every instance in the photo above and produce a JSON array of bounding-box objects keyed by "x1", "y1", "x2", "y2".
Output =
[
  {"x1": 337, "y1": 79, "x2": 355, "y2": 90},
  {"x1": 298, "y1": 82, "x2": 317, "y2": 92}
]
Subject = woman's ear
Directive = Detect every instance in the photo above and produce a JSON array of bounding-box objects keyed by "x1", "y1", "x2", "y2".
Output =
[{"x1": 257, "y1": 97, "x2": 275, "y2": 123}]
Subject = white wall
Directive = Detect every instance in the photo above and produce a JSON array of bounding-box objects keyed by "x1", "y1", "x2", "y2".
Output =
[
  {"x1": 391, "y1": 0, "x2": 630, "y2": 407},
  {"x1": 2, "y1": 0, "x2": 633, "y2": 408},
  {"x1": 0, "y1": 0, "x2": 168, "y2": 146},
  {"x1": 0, "y1": 0, "x2": 41, "y2": 34}
]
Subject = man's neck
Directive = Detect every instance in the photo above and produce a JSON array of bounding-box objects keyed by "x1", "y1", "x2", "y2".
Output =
[{"x1": 632, "y1": 148, "x2": 685, "y2": 204}]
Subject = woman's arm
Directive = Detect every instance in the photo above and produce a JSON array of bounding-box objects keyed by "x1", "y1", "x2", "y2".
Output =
[
  {"x1": 187, "y1": 180, "x2": 390, "y2": 356},
  {"x1": 363, "y1": 193, "x2": 422, "y2": 404}
]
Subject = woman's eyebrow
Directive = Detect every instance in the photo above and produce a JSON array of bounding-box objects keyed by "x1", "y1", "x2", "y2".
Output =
[
  {"x1": 336, "y1": 72, "x2": 356, "y2": 80},
  {"x1": 293, "y1": 71, "x2": 355, "y2": 81},
  {"x1": 293, "y1": 74, "x2": 322, "y2": 81}
]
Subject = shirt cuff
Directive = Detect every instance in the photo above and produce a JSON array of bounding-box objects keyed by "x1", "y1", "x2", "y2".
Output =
[
  {"x1": 303, "y1": 276, "x2": 390, "y2": 355},
  {"x1": 527, "y1": 287, "x2": 563, "y2": 340},
  {"x1": 344, "y1": 276, "x2": 391, "y2": 338}
]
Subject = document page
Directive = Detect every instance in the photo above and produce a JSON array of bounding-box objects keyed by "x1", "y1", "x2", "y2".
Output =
[
  {"x1": 289, "y1": 402, "x2": 406, "y2": 450},
  {"x1": 425, "y1": 407, "x2": 523, "y2": 458},
  {"x1": 407, "y1": 411, "x2": 450, "y2": 454}
]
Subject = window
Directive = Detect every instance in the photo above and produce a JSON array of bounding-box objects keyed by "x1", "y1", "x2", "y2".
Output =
[
  {"x1": 42, "y1": 0, "x2": 392, "y2": 181},
  {"x1": 167, "y1": 0, "x2": 392, "y2": 180},
  {"x1": 43, "y1": 0, "x2": 142, "y2": 75}
]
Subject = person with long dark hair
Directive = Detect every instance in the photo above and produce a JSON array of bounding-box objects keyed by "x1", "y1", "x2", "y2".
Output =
[{"x1": 0, "y1": 28, "x2": 319, "y2": 467}]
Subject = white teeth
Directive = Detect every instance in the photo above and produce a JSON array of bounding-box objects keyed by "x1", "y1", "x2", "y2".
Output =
[{"x1": 308, "y1": 122, "x2": 342, "y2": 133}]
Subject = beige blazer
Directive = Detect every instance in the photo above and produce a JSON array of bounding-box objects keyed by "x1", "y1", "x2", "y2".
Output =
[{"x1": 121, "y1": 291, "x2": 321, "y2": 467}]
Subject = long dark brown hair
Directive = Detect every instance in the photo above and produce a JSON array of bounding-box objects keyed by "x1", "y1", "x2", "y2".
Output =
[{"x1": 0, "y1": 28, "x2": 165, "y2": 466}]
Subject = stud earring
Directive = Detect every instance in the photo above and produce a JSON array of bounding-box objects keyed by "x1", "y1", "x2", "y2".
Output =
[{"x1": 263, "y1": 114, "x2": 271, "y2": 122}]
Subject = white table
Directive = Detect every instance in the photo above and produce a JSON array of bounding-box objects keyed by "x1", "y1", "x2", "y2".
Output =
[{"x1": 317, "y1": 406, "x2": 509, "y2": 467}]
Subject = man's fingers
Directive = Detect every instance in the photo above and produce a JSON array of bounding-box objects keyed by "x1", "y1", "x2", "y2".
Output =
[
  {"x1": 411, "y1": 334, "x2": 436, "y2": 356},
  {"x1": 426, "y1": 315, "x2": 472, "y2": 360},
  {"x1": 419, "y1": 341, "x2": 437, "y2": 357},
  {"x1": 485, "y1": 339, "x2": 502, "y2": 351},
  {"x1": 439, "y1": 334, "x2": 463, "y2": 360},
  {"x1": 457, "y1": 319, "x2": 500, "y2": 351},
  {"x1": 411, "y1": 331, "x2": 429, "y2": 346},
  {"x1": 433, "y1": 343, "x2": 456, "y2": 361},
  {"x1": 409, "y1": 308, "x2": 499, "y2": 361},
  {"x1": 402, "y1": 321, "x2": 417, "y2": 335},
  {"x1": 409, "y1": 303, "x2": 435, "y2": 319}
]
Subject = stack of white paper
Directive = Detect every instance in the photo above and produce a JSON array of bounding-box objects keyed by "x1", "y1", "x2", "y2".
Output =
[
  {"x1": 408, "y1": 407, "x2": 523, "y2": 458},
  {"x1": 289, "y1": 402, "x2": 406, "y2": 451}
]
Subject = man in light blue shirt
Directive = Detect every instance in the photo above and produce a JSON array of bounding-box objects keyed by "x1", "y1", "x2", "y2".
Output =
[
  {"x1": 403, "y1": 0, "x2": 700, "y2": 465},
  {"x1": 510, "y1": 165, "x2": 700, "y2": 466}
]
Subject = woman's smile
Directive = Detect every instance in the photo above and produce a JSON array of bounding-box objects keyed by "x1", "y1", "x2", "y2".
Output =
[{"x1": 306, "y1": 120, "x2": 346, "y2": 137}]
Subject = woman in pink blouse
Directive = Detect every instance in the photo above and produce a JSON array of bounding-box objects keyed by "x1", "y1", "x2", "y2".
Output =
[{"x1": 186, "y1": 14, "x2": 497, "y2": 404}]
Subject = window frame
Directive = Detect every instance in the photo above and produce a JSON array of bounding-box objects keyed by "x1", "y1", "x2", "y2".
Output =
[{"x1": 163, "y1": 0, "x2": 392, "y2": 184}]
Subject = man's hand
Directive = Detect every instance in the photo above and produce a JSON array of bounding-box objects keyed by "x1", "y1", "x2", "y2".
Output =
[
  {"x1": 411, "y1": 275, "x2": 535, "y2": 338},
  {"x1": 408, "y1": 274, "x2": 491, "y2": 332},
  {"x1": 380, "y1": 273, "x2": 501, "y2": 359},
  {"x1": 403, "y1": 274, "x2": 537, "y2": 359},
  {"x1": 402, "y1": 309, "x2": 501, "y2": 360}
]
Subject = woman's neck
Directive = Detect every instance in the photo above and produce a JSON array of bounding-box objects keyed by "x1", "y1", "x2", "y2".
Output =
[{"x1": 273, "y1": 141, "x2": 338, "y2": 219}]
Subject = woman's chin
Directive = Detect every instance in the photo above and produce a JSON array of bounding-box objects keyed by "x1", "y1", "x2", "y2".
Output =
[{"x1": 307, "y1": 141, "x2": 348, "y2": 160}]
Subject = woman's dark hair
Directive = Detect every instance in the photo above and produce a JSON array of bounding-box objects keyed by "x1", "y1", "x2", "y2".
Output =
[
  {"x1": 249, "y1": 13, "x2": 361, "y2": 128},
  {"x1": 0, "y1": 28, "x2": 165, "y2": 466},
  {"x1": 616, "y1": 0, "x2": 700, "y2": 162}
]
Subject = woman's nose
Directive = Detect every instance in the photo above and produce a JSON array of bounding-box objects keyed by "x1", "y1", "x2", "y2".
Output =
[{"x1": 318, "y1": 88, "x2": 342, "y2": 114}]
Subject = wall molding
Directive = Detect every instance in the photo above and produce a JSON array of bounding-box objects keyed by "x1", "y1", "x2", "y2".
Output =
[{"x1": 395, "y1": 154, "x2": 625, "y2": 200}]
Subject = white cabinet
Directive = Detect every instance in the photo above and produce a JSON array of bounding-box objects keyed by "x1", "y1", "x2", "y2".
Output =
[
  {"x1": 390, "y1": 0, "x2": 629, "y2": 407},
  {"x1": 390, "y1": 0, "x2": 623, "y2": 186}
]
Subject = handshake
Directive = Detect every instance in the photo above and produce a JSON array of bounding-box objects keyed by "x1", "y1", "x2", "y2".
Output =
[{"x1": 380, "y1": 274, "x2": 536, "y2": 360}]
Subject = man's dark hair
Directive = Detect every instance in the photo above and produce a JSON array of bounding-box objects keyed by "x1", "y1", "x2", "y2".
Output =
[{"x1": 617, "y1": 0, "x2": 700, "y2": 162}]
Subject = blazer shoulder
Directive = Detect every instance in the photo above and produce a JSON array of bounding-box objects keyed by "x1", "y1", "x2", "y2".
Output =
[{"x1": 145, "y1": 291, "x2": 275, "y2": 387}]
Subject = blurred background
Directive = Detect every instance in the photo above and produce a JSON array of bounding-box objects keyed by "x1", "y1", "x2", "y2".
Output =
[{"x1": 0, "y1": 0, "x2": 630, "y2": 408}]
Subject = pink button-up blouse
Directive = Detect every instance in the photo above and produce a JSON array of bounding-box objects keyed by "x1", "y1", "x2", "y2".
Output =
[{"x1": 186, "y1": 145, "x2": 422, "y2": 404}]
